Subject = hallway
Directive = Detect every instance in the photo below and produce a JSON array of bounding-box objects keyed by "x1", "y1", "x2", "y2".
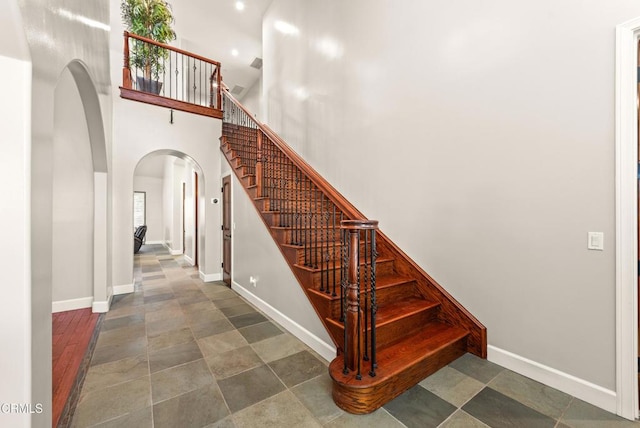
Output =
[{"x1": 69, "y1": 245, "x2": 638, "y2": 427}]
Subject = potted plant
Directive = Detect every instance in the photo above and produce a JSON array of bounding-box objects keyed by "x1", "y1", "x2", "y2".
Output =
[{"x1": 121, "y1": 0, "x2": 176, "y2": 94}]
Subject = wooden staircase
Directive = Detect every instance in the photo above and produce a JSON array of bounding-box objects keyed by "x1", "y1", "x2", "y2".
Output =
[{"x1": 220, "y1": 92, "x2": 486, "y2": 414}]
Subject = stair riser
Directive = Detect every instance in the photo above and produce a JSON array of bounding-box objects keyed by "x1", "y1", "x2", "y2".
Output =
[
  {"x1": 322, "y1": 281, "x2": 421, "y2": 319},
  {"x1": 272, "y1": 227, "x2": 342, "y2": 245},
  {"x1": 294, "y1": 259, "x2": 395, "y2": 292},
  {"x1": 330, "y1": 336, "x2": 467, "y2": 414},
  {"x1": 327, "y1": 306, "x2": 439, "y2": 351}
]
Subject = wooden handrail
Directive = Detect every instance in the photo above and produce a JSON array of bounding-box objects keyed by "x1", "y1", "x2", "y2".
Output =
[
  {"x1": 222, "y1": 88, "x2": 367, "y2": 222},
  {"x1": 124, "y1": 31, "x2": 221, "y2": 67},
  {"x1": 121, "y1": 31, "x2": 223, "y2": 118}
]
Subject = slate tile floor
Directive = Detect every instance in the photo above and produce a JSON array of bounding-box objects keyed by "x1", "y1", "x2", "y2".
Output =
[{"x1": 71, "y1": 244, "x2": 640, "y2": 427}]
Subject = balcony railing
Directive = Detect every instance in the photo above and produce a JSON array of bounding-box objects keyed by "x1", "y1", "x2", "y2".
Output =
[{"x1": 120, "y1": 31, "x2": 222, "y2": 119}]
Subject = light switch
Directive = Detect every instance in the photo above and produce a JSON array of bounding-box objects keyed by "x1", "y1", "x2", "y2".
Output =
[{"x1": 587, "y1": 232, "x2": 604, "y2": 250}]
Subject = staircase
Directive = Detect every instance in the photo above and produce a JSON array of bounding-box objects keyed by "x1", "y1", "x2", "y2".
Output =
[{"x1": 220, "y1": 90, "x2": 486, "y2": 414}]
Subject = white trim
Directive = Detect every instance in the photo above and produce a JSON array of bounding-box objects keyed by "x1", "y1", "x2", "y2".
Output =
[
  {"x1": 52, "y1": 297, "x2": 93, "y2": 313},
  {"x1": 113, "y1": 282, "x2": 134, "y2": 295},
  {"x1": 200, "y1": 271, "x2": 222, "y2": 282},
  {"x1": 615, "y1": 16, "x2": 640, "y2": 421},
  {"x1": 232, "y1": 280, "x2": 336, "y2": 362},
  {"x1": 92, "y1": 292, "x2": 112, "y2": 313},
  {"x1": 145, "y1": 240, "x2": 164, "y2": 245},
  {"x1": 184, "y1": 254, "x2": 194, "y2": 266},
  {"x1": 488, "y1": 345, "x2": 617, "y2": 413},
  {"x1": 163, "y1": 241, "x2": 183, "y2": 256}
]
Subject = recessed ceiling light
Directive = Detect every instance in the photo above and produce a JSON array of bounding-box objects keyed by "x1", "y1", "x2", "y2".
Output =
[
  {"x1": 231, "y1": 49, "x2": 239, "y2": 57},
  {"x1": 235, "y1": 1, "x2": 245, "y2": 11}
]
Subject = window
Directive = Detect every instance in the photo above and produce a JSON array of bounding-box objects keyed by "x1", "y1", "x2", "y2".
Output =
[{"x1": 133, "y1": 191, "x2": 146, "y2": 229}]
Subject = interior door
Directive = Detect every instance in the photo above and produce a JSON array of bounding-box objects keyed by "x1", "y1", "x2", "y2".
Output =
[{"x1": 222, "y1": 175, "x2": 231, "y2": 286}]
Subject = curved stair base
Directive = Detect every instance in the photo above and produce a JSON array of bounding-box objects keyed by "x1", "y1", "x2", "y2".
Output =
[{"x1": 329, "y1": 321, "x2": 468, "y2": 414}]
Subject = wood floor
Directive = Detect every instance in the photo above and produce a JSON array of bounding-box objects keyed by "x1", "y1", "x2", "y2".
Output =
[{"x1": 52, "y1": 308, "x2": 100, "y2": 427}]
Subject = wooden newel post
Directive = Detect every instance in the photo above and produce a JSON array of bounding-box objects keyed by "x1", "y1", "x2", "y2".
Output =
[
  {"x1": 122, "y1": 32, "x2": 132, "y2": 89},
  {"x1": 345, "y1": 228, "x2": 363, "y2": 374},
  {"x1": 255, "y1": 131, "x2": 263, "y2": 197},
  {"x1": 341, "y1": 219, "x2": 379, "y2": 378}
]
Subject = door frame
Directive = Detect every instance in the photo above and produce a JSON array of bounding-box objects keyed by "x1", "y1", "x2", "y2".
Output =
[{"x1": 615, "y1": 16, "x2": 640, "y2": 420}]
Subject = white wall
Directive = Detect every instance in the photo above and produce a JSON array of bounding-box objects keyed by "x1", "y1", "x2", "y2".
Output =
[
  {"x1": 110, "y1": 0, "x2": 224, "y2": 287},
  {"x1": 261, "y1": 0, "x2": 640, "y2": 410},
  {"x1": 52, "y1": 67, "x2": 94, "y2": 307},
  {"x1": 16, "y1": 0, "x2": 111, "y2": 425},
  {"x1": 230, "y1": 173, "x2": 334, "y2": 357},
  {"x1": 133, "y1": 175, "x2": 164, "y2": 243},
  {"x1": 240, "y1": 76, "x2": 263, "y2": 121},
  {"x1": 0, "y1": 7, "x2": 32, "y2": 423}
]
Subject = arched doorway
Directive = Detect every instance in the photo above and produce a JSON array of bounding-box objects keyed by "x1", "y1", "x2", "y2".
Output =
[{"x1": 133, "y1": 150, "x2": 206, "y2": 277}]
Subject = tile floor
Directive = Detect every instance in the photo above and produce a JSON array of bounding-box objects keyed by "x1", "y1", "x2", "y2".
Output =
[{"x1": 71, "y1": 244, "x2": 640, "y2": 427}]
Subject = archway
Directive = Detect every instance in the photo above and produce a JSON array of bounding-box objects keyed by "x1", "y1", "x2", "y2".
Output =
[{"x1": 133, "y1": 150, "x2": 206, "y2": 279}]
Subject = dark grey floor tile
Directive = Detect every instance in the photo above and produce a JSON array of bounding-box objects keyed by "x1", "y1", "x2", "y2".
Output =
[
  {"x1": 153, "y1": 383, "x2": 229, "y2": 428},
  {"x1": 148, "y1": 340, "x2": 203, "y2": 373},
  {"x1": 449, "y1": 353, "x2": 504, "y2": 384},
  {"x1": 101, "y1": 313, "x2": 145, "y2": 331},
  {"x1": 238, "y1": 321, "x2": 283, "y2": 343},
  {"x1": 220, "y1": 303, "x2": 256, "y2": 318},
  {"x1": 462, "y1": 387, "x2": 556, "y2": 428},
  {"x1": 146, "y1": 315, "x2": 188, "y2": 336},
  {"x1": 205, "y1": 345, "x2": 263, "y2": 379},
  {"x1": 251, "y1": 333, "x2": 307, "y2": 363},
  {"x1": 213, "y1": 296, "x2": 245, "y2": 308},
  {"x1": 324, "y1": 408, "x2": 404, "y2": 428},
  {"x1": 217, "y1": 365, "x2": 286, "y2": 412},
  {"x1": 143, "y1": 274, "x2": 166, "y2": 281},
  {"x1": 383, "y1": 385, "x2": 456, "y2": 428},
  {"x1": 198, "y1": 330, "x2": 248, "y2": 357},
  {"x1": 560, "y1": 398, "x2": 639, "y2": 427},
  {"x1": 141, "y1": 264, "x2": 162, "y2": 273},
  {"x1": 96, "y1": 323, "x2": 146, "y2": 348},
  {"x1": 228, "y1": 312, "x2": 268, "y2": 329},
  {"x1": 488, "y1": 370, "x2": 572, "y2": 419},
  {"x1": 151, "y1": 359, "x2": 214, "y2": 404},
  {"x1": 268, "y1": 350, "x2": 326, "y2": 388}
]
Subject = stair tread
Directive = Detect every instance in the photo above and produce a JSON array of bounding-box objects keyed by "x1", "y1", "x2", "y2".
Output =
[
  {"x1": 294, "y1": 257, "x2": 394, "y2": 273},
  {"x1": 326, "y1": 296, "x2": 439, "y2": 328},
  {"x1": 329, "y1": 320, "x2": 468, "y2": 387},
  {"x1": 308, "y1": 275, "x2": 417, "y2": 301}
]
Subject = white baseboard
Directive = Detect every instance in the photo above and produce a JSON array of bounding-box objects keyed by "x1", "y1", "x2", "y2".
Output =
[
  {"x1": 113, "y1": 281, "x2": 134, "y2": 295},
  {"x1": 163, "y1": 242, "x2": 183, "y2": 256},
  {"x1": 200, "y1": 272, "x2": 222, "y2": 282},
  {"x1": 184, "y1": 254, "x2": 194, "y2": 266},
  {"x1": 145, "y1": 240, "x2": 164, "y2": 245},
  {"x1": 232, "y1": 281, "x2": 336, "y2": 362},
  {"x1": 52, "y1": 297, "x2": 93, "y2": 313},
  {"x1": 92, "y1": 292, "x2": 113, "y2": 313},
  {"x1": 488, "y1": 345, "x2": 617, "y2": 413}
]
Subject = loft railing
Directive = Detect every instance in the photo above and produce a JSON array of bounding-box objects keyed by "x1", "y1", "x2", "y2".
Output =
[
  {"x1": 120, "y1": 31, "x2": 222, "y2": 119},
  {"x1": 221, "y1": 90, "x2": 379, "y2": 379}
]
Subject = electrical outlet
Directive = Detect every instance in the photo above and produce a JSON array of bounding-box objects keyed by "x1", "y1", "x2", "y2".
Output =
[{"x1": 249, "y1": 276, "x2": 257, "y2": 287}]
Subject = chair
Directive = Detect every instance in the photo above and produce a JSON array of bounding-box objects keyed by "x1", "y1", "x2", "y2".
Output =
[{"x1": 134, "y1": 225, "x2": 147, "y2": 253}]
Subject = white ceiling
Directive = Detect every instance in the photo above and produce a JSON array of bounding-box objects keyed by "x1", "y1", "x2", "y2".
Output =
[{"x1": 171, "y1": 0, "x2": 273, "y2": 99}]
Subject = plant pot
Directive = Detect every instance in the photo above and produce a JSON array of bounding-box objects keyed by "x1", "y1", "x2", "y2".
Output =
[{"x1": 136, "y1": 76, "x2": 163, "y2": 95}]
